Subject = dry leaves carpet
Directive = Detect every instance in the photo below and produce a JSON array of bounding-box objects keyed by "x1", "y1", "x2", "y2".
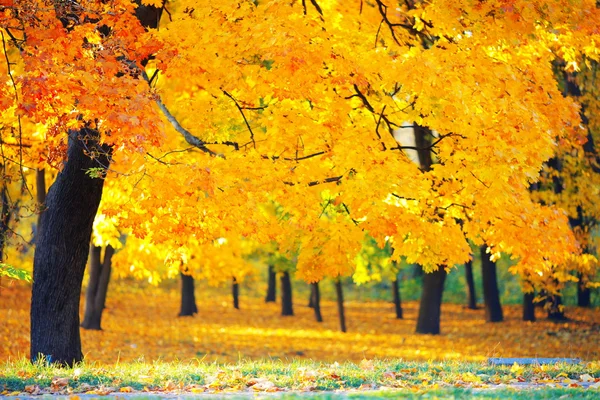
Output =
[{"x1": 1, "y1": 282, "x2": 599, "y2": 364}]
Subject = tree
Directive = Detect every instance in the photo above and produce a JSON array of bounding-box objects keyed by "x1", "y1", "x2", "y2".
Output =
[
  {"x1": 480, "y1": 247, "x2": 504, "y2": 323},
  {"x1": 178, "y1": 272, "x2": 198, "y2": 317},
  {"x1": 81, "y1": 245, "x2": 115, "y2": 330},
  {"x1": 464, "y1": 260, "x2": 478, "y2": 310},
  {"x1": 3, "y1": 0, "x2": 600, "y2": 363}
]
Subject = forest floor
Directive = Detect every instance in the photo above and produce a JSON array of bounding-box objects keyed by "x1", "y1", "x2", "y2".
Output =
[{"x1": 1, "y1": 282, "x2": 600, "y2": 397}]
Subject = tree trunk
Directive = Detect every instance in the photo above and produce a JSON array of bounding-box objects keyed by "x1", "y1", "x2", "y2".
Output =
[
  {"x1": 311, "y1": 282, "x2": 323, "y2": 322},
  {"x1": 480, "y1": 247, "x2": 503, "y2": 322},
  {"x1": 392, "y1": 276, "x2": 403, "y2": 319},
  {"x1": 465, "y1": 260, "x2": 478, "y2": 309},
  {"x1": 335, "y1": 279, "x2": 347, "y2": 333},
  {"x1": 0, "y1": 185, "x2": 11, "y2": 263},
  {"x1": 280, "y1": 271, "x2": 294, "y2": 316},
  {"x1": 416, "y1": 267, "x2": 446, "y2": 334},
  {"x1": 35, "y1": 168, "x2": 46, "y2": 232},
  {"x1": 232, "y1": 277, "x2": 240, "y2": 309},
  {"x1": 30, "y1": 130, "x2": 111, "y2": 366},
  {"x1": 577, "y1": 274, "x2": 591, "y2": 308},
  {"x1": 523, "y1": 291, "x2": 536, "y2": 322},
  {"x1": 308, "y1": 284, "x2": 314, "y2": 308},
  {"x1": 179, "y1": 273, "x2": 198, "y2": 316},
  {"x1": 265, "y1": 264, "x2": 276, "y2": 303},
  {"x1": 81, "y1": 245, "x2": 114, "y2": 330},
  {"x1": 547, "y1": 294, "x2": 568, "y2": 321}
]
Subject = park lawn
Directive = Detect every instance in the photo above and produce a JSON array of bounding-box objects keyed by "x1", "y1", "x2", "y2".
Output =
[{"x1": 1, "y1": 358, "x2": 600, "y2": 397}]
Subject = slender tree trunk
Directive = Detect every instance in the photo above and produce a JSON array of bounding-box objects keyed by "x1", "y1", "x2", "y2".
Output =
[
  {"x1": 577, "y1": 274, "x2": 591, "y2": 308},
  {"x1": 179, "y1": 273, "x2": 198, "y2": 316},
  {"x1": 232, "y1": 277, "x2": 240, "y2": 309},
  {"x1": 30, "y1": 130, "x2": 111, "y2": 366},
  {"x1": 465, "y1": 260, "x2": 478, "y2": 309},
  {"x1": 311, "y1": 282, "x2": 323, "y2": 322},
  {"x1": 547, "y1": 294, "x2": 568, "y2": 321},
  {"x1": 392, "y1": 277, "x2": 403, "y2": 319},
  {"x1": 416, "y1": 267, "x2": 446, "y2": 334},
  {"x1": 35, "y1": 169, "x2": 46, "y2": 232},
  {"x1": 81, "y1": 245, "x2": 114, "y2": 330},
  {"x1": 280, "y1": 271, "x2": 294, "y2": 316},
  {"x1": 480, "y1": 247, "x2": 504, "y2": 322},
  {"x1": 523, "y1": 291, "x2": 536, "y2": 322},
  {"x1": 308, "y1": 284, "x2": 315, "y2": 308},
  {"x1": 265, "y1": 264, "x2": 276, "y2": 303},
  {"x1": 0, "y1": 185, "x2": 11, "y2": 262},
  {"x1": 335, "y1": 279, "x2": 346, "y2": 332}
]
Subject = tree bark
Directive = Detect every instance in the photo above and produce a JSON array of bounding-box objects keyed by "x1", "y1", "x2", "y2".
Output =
[
  {"x1": 480, "y1": 247, "x2": 504, "y2": 322},
  {"x1": 35, "y1": 169, "x2": 46, "y2": 233},
  {"x1": 577, "y1": 274, "x2": 591, "y2": 308},
  {"x1": 265, "y1": 264, "x2": 276, "y2": 303},
  {"x1": 232, "y1": 277, "x2": 240, "y2": 309},
  {"x1": 280, "y1": 271, "x2": 294, "y2": 316},
  {"x1": 392, "y1": 277, "x2": 403, "y2": 319},
  {"x1": 335, "y1": 279, "x2": 347, "y2": 333},
  {"x1": 179, "y1": 273, "x2": 198, "y2": 316},
  {"x1": 416, "y1": 267, "x2": 446, "y2": 334},
  {"x1": 311, "y1": 282, "x2": 323, "y2": 322},
  {"x1": 30, "y1": 130, "x2": 111, "y2": 366},
  {"x1": 465, "y1": 260, "x2": 478, "y2": 309},
  {"x1": 81, "y1": 245, "x2": 114, "y2": 330},
  {"x1": 523, "y1": 291, "x2": 536, "y2": 322}
]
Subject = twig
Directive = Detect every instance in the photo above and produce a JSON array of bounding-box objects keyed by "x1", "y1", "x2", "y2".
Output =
[{"x1": 222, "y1": 90, "x2": 256, "y2": 149}]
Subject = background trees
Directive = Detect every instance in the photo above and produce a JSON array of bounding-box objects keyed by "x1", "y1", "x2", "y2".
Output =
[{"x1": 1, "y1": 0, "x2": 599, "y2": 363}]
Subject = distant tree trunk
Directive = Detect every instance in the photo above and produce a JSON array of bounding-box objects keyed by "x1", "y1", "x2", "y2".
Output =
[
  {"x1": 523, "y1": 291, "x2": 536, "y2": 322},
  {"x1": 0, "y1": 186, "x2": 11, "y2": 260},
  {"x1": 280, "y1": 271, "x2": 294, "y2": 316},
  {"x1": 232, "y1": 277, "x2": 240, "y2": 309},
  {"x1": 412, "y1": 264, "x2": 423, "y2": 278},
  {"x1": 480, "y1": 247, "x2": 503, "y2": 322},
  {"x1": 36, "y1": 169, "x2": 46, "y2": 231},
  {"x1": 392, "y1": 276, "x2": 403, "y2": 319},
  {"x1": 311, "y1": 282, "x2": 323, "y2": 322},
  {"x1": 81, "y1": 245, "x2": 114, "y2": 330},
  {"x1": 416, "y1": 267, "x2": 446, "y2": 334},
  {"x1": 465, "y1": 260, "x2": 478, "y2": 309},
  {"x1": 265, "y1": 264, "x2": 276, "y2": 302},
  {"x1": 335, "y1": 279, "x2": 347, "y2": 332},
  {"x1": 577, "y1": 274, "x2": 591, "y2": 308},
  {"x1": 30, "y1": 130, "x2": 111, "y2": 366},
  {"x1": 179, "y1": 273, "x2": 198, "y2": 316},
  {"x1": 547, "y1": 294, "x2": 568, "y2": 321}
]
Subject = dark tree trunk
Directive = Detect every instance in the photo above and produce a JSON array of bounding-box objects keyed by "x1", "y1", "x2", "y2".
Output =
[
  {"x1": 416, "y1": 267, "x2": 446, "y2": 334},
  {"x1": 0, "y1": 185, "x2": 11, "y2": 262},
  {"x1": 577, "y1": 274, "x2": 591, "y2": 308},
  {"x1": 308, "y1": 284, "x2": 314, "y2": 308},
  {"x1": 280, "y1": 271, "x2": 294, "y2": 316},
  {"x1": 30, "y1": 130, "x2": 111, "y2": 366},
  {"x1": 335, "y1": 279, "x2": 347, "y2": 333},
  {"x1": 179, "y1": 273, "x2": 198, "y2": 316},
  {"x1": 265, "y1": 264, "x2": 276, "y2": 303},
  {"x1": 480, "y1": 247, "x2": 503, "y2": 322},
  {"x1": 392, "y1": 277, "x2": 403, "y2": 319},
  {"x1": 35, "y1": 168, "x2": 46, "y2": 232},
  {"x1": 81, "y1": 245, "x2": 114, "y2": 330},
  {"x1": 465, "y1": 260, "x2": 478, "y2": 309},
  {"x1": 311, "y1": 282, "x2": 323, "y2": 322},
  {"x1": 523, "y1": 291, "x2": 536, "y2": 322},
  {"x1": 232, "y1": 277, "x2": 240, "y2": 309},
  {"x1": 547, "y1": 294, "x2": 568, "y2": 321}
]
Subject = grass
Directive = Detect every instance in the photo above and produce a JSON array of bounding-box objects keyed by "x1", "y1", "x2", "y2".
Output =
[{"x1": 1, "y1": 358, "x2": 599, "y2": 396}]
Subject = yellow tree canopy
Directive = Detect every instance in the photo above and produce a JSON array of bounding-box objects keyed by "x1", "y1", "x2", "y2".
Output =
[{"x1": 2, "y1": 0, "x2": 599, "y2": 290}]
